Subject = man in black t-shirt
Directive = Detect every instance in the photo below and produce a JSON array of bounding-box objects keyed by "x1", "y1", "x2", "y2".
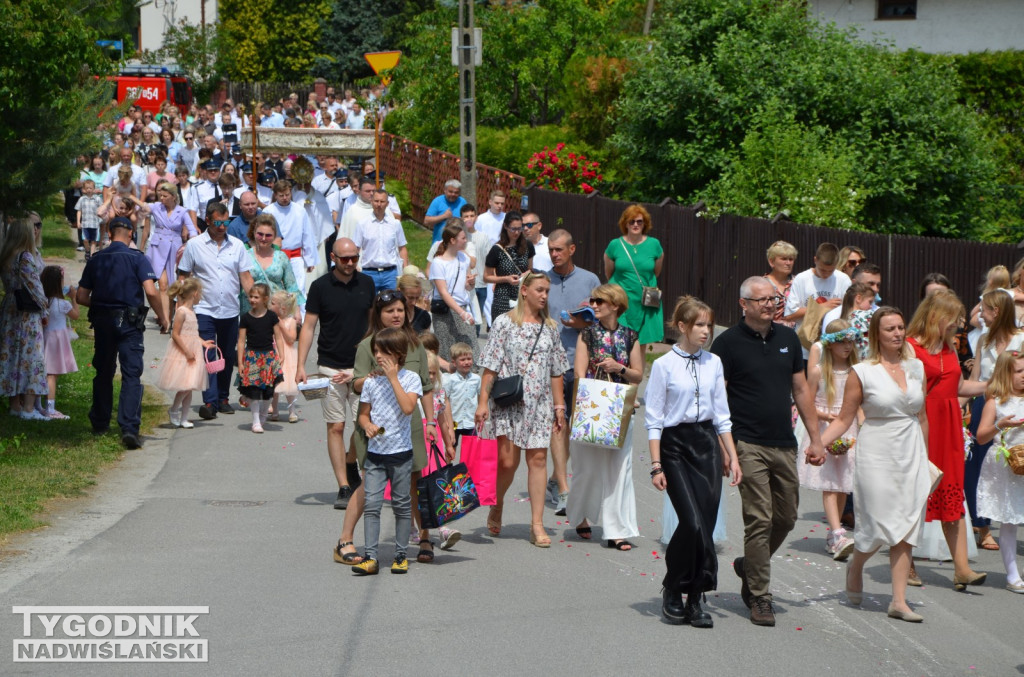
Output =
[
  {"x1": 710, "y1": 276, "x2": 826, "y2": 627},
  {"x1": 297, "y1": 237, "x2": 375, "y2": 510}
]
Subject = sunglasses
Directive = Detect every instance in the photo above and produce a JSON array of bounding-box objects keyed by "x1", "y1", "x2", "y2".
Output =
[
  {"x1": 589, "y1": 297, "x2": 606, "y2": 305},
  {"x1": 210, "y1": 220, "x2": 231, "y2": 228},
  {"x1": 376, "y1": 289, "x2": 405, "y2": 304},
  {"x1": 333, "y1": 254, "x2": 359, "y2": 263},
  {"x1": 184, "y1": 136, "x2": 194, "y2": 140},
  {"x1": 254, "y1": 232, "x2": 275, "y2": 239},
  {"x1": 627, "y1": 218, "x2": 645, "y2": 225},
  {"x1": 847, "y1": 258, "x2": 864, "y2": 266},
  {"x1": 522, "y1": 221, "x2": 541, "y2": 228}
]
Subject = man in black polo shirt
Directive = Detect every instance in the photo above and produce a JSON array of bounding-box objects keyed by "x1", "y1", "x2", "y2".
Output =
[
  {"x1": 710, "y1": 276, "x2": 826, "y2": 627},
  {"x1": 297, "y1": 237, "x2": 374, "y2": 510}
]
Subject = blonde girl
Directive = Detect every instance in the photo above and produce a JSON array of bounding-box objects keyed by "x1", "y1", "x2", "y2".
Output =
[
  {"x1": 975, "y1": 351, "x2": 1024, "y2": 593},
  {"x1": 269, "y1": 291, "x2": 300, "y2": 423},
  {"x1": 40, "y1": 265, "x2": 79, "y2": 419},
  {"x1": 800, "y1": 319, "x2": 860, "y2": 561},
  {"x1": 156, "y1": 278, "x2": 213, "y2": 428}
]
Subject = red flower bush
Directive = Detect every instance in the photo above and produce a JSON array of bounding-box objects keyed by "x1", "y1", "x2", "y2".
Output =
[{"x1": 526, "y1": 142, "x2": 603, "y2": 194}]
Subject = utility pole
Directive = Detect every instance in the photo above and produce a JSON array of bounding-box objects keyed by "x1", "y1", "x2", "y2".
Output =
[{"x1": 456, "y1": 0, "x2": 479, "y2": 206}]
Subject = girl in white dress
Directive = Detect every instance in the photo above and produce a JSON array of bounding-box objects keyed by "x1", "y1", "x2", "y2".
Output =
[
  {"x1": 822, "y1": 307, "x2": 930, "y2": 623},
  {"x1": 798, "y1": 320, "x2": 860, "y2": 561},
  {"x1": 974, "y1": 351, "x2": 1024, "y2": 593}
]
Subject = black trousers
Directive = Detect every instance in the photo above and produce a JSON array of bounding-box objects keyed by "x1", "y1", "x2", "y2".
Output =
[{"x1": 661, "y1": 420, "x2": 722, "y2": 595}]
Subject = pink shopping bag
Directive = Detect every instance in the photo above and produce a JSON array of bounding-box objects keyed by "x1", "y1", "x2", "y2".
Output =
[{"x1": 459, "y1": 435, "x2": 498, "y2": 506}]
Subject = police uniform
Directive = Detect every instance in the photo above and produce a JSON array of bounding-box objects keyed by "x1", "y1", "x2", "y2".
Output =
[{"x1": 78, "y1": 240, "x2": 158, "y2": 438}]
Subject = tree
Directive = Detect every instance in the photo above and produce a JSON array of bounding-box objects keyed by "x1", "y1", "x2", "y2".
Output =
[
  {"x1": 386, "y1": 0, "x2": 639, "y2": 147},
  {"x1": 218, "y1": 0, "x2": 331, "y2": 81},
  {"x1": 0, "y1": 0, "x2": 115, "y2": 218},
  {"x1": 313, "y1": 0, "x2": 435, "y2": 84},
  {"x1": 141, "y1": 20, "x2": 223, "y2": 102},
  {"x1": 611, "y1": 0, "x2": 1006, "y2": 238}
]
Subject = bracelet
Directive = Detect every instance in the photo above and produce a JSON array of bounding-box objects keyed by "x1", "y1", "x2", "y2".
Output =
[
  {"x1": 425, "y1": 420, "x2": 437, "y2": 427},
  {"x1": 553, "y1": 405, "x2": 566, "y2": 411},
  {"x1": 650, "y1": 461, "x2": 662, "y2": 466},
  {"x1": 650, "y1": 467, "x2": 664, "y2": 478}
]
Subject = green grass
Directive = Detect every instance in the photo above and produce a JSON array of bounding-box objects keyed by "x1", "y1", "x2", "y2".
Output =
[
  {"x1": 402, "y1": 219, "x2": 433, "y2": 270},
  {"x1": 0, "y1": 216, "x2": 164, "y2": 543}
]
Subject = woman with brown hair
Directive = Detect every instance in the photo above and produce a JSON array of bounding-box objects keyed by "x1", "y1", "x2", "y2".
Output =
[
  {"x1": 484, "y1": 211, "x2": 534, "y2": 323},
  {"x1": 906, "y1": 289, "x2": 987, "y2": 590},
  {"x1": 603, "y1": 204, "x2": 664, "y2": 347},
  {"x1": 429, "y1": 220, "x2": 476, "y2": 360}
]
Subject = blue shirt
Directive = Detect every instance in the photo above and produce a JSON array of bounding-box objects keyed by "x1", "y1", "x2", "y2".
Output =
[
  {"x1": 546, "y1": 265, "x2": 601, "y2": 363},
  {"x1": 426, "y1": 194, "x2": 468, "y2": 243},
  {"x1": 78, "y1": 241, "x2": 157, "y2": 309},
  {"x1": 227, "y1": 210, "x2": 262, "y2": 244}
]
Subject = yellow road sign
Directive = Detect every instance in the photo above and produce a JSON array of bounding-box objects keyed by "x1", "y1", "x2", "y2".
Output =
[{"x1": 364, "y1": 51, "x2": 401, "y2": 74}]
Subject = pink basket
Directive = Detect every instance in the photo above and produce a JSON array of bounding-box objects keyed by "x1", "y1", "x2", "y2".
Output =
[{"x1": 204, "y1": 346, "x2": 225, "y2": 374}]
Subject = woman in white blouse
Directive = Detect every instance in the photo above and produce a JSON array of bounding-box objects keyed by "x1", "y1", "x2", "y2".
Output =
[
  {"x1": 429, "y1": 220, "x2": 477, "y2": 361},
  {"x1": 647, "y1": 296, "x2": 741, "y2": 629}
]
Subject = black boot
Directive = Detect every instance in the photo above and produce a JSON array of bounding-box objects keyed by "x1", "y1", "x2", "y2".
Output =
[
  {"x1": 662, "y1": 587, "x2": 686, "y2": 625},
  {"x1": 684, "y1": 593, "x2": 713, "y2": 628}
]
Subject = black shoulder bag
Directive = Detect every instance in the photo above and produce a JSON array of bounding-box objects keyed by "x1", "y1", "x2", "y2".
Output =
[
  {"x1": 492, "y1": 324, "x2": 544, "y2": 408},
  {"x1": 430, "y1": 256, "x2": 463, "y2": 315}
]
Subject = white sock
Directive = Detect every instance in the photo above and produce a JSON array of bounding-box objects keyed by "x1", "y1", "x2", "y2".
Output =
[
  {"x1": 253, "y1": 402, "x2": 263, "y2": 428},
  {"x1": 1000, "y1": 523, "x2": 1021, "y2": 584},
  {"x1": 47, "y1": 399, "x2": 56, "y2": 412}
]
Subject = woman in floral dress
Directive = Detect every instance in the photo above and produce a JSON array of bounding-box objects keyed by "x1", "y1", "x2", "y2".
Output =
[
  {"x1": 0, "y1": 220, "x2": 49, "y2": 419},
  {"x1": 476, "y1": 271, "x2": 569, "y2": 547},
  {"x1": 566, "y1": 283, "x2": 643, "y2": 550}
]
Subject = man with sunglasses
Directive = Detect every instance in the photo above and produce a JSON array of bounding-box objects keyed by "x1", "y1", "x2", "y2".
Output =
[
  {"x1": 711, "y1": 276, "x2": 825, "y2": 627},
  {"x1": 297, "y1": 238, "x2": 375, "y2": 509},
  {"x1": 177, "y1": 202, "x2": 255, "y2": 420}
]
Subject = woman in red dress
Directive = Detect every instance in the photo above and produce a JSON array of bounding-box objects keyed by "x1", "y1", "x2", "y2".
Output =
[{"x1": 907, "y1": 288, "x2": 987, "y2": 590}]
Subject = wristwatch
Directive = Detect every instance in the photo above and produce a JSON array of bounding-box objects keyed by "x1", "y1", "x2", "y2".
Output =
[{"x1": 620, "y1": 364, "x2": 627, "y2": 375}]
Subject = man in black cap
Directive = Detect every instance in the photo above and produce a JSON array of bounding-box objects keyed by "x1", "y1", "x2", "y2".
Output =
[
  {"x1": 186, "y1": 159, "x2": 223, "y2": 231},
  {"x1": 77, "y1": 217, "x2": 169, "y2": 449}
]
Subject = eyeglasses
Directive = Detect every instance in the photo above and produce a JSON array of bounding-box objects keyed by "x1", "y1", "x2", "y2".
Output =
[
  {"x1": 184, "y1": 136, "x2": 194, "y2": 140},
  {"x1": 744, "y1": 295, "x2": 781, "y2": 306},
  {"x1": 589, "y1": 297, "x2": 606, "y2": 305},
  {"x1": 375, "y1": 289, "x2": 405, "y2": 304},
  {"x1": 210, "y1": 220, "x2": 231, "y2": 228},
  {"x1": 333, "y1": 254, "x2": 359, "y2": 263},
  {"x1": 522, "y1": 221, "x2": 540, "y2": 228},
  {"x1": 627, "y1": 218, "x2": 645, "y2": 225}
]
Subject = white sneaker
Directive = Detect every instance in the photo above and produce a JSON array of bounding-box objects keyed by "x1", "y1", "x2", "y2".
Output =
[
  {"x1": 438, "y1": 527, "x2": 462, "y2": 550},
  {"x1": 179, "y1": 419, "x2": 194, "y2": 429},
  {"x1": 19, "y1": 410, "x2": 49, "y2": 421},
  {"x1": 833, "y1": 534, "x2": 856, "y2": 562},
  {"x1": 252, "y1": 423, "x2": 264, "y2": 434}
]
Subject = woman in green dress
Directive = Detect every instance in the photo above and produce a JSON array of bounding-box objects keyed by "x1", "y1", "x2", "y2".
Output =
[{"x1": 603, "y1": 205, "x2": 665, "y2": 347}]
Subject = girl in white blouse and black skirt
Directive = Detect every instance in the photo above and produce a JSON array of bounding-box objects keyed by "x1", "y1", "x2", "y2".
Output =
[{"x1": 646, "y1": 297, "x2": 742, "y2": 628}]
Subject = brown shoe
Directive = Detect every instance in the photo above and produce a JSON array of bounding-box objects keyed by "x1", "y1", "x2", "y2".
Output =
[
  {"x1": 750, "y1": 595, "x2": 776, "y2": 626},
  {"x1": 908, "y1": 565, "x2": 923, "y2": 587},
  {"x1": 733, "y1": 557, "x2": 752, "y2": 609}
]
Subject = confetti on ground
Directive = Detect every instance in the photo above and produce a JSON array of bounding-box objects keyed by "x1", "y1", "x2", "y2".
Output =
[{"x1": 796, "y1": 627, "x2": 803, "y2": 631}]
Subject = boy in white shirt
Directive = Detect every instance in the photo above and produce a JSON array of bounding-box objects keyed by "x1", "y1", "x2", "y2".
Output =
[{"x1": 784, "y1": 242, "x2": 851, "y2": 358}]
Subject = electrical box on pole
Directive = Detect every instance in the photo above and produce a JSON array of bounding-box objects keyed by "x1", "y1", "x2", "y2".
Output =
[{"x1": 454, "y1": 1, "x2": 479, "y2": 205}]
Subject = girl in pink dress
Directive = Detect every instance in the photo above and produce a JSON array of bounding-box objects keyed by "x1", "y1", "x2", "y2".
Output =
[
  {"x1": 270, "y1": 291, "x2": 300, "y2": 423},
  {"x1": 798, "y1": 319, "x2": 860, "y2": 561},
  {"x1": 156, "y1": 278, "x2": 213, "y2": 428},
  {"x1": 40, "y1": 266, "x2": 79, "y2": 419}
]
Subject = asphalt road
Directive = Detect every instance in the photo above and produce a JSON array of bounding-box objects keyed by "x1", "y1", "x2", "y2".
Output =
[{"x1": 2, "y1": 316, "x2": 1022, "y2": 676}]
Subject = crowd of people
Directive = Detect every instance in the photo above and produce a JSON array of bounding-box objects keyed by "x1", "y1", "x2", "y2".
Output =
[{"x1": 4, "y1": 93, "x2": 1024, "y2": 629}]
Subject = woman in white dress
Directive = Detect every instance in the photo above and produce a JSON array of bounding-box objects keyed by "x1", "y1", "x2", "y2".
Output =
[
  {"x1": 974, "y1": 351, "x2": 1024, "y2": 593},
  {"x1": 566, "y1": 284, "x2": 644, "y2": 550},
  {"x1": 821, "y1": 307, "x2": 931, "y2": 622}
]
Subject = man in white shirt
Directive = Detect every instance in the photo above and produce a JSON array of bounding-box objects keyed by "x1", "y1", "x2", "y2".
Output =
[
  {"x1": 820, "y1": 261, "x2": 882, "y2": 333},
  {"x1": 784, "y1": 242, "x2": 851, "y2": 357},
  {"x1": 353, "y1": 189, "x2": 409, "y2": 291},
  {"x1": 311, "y1": 156, "x2": 340, "y2": 197},
  {"x1": 475, "y1": 190, "x2": 506, "y2": 246},
  {"x1": 103, "y1": 146, "x2": 148, "y2": 202},
  {"x1": 233, "y1": 163, "x2": 273, "y2": 205},
  {"x1": 263, "y1": 180, "x2": 318, "y2": 302},
  {"x1": 346, "y1": 102, "x2": 366, "y2": 130},
  {"x1": 338, "y1": 178, "x2": 375, "y2": 242},
  {"x1": 326, "y1": 88, "x2": 344, "y2": 114},
  {"x1": 186, "y1": 160, "x2": 224, "y2": 231},
  {"x1": 523, "y1": 212, "x2": 551, "y2": 271},
  {"x1": 177, "y1": 202, "x2": 254, "y2": 420}
]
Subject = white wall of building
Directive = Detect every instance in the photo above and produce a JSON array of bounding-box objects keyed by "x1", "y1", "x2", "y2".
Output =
[
  {"x1": 139, "y1": 0, "x2": 218, "y2": 54},
  {"x1": 810, "y1": 0, "x2": 1024, "y2": 53}
]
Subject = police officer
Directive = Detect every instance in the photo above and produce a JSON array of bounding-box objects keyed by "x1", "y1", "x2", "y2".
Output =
[
  {"x1": 186, "y1": 159, "x2": 222, "y2": 231},
  {"x1": 77, "y1": 217, "x2": 169, "y2": 449}
]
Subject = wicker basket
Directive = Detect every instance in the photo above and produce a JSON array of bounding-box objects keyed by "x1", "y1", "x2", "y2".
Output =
[
  {"x1": 1007, "y1": 444, "x2": 1024, "y2": 476},
  {"x1": 298, "y1": 374, "x2": 330, "y2": 401}
]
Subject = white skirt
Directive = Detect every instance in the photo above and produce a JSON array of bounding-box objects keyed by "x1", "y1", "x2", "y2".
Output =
[
  {"x1": 917, "y1": 501, "x2": 978, "y2": 561},
  {"x1": 565, "y1": 422, "x2": 638, "y2": 540}
]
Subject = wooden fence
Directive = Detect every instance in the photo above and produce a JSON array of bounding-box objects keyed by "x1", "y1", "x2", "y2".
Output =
[
  {"x1": 522, "y1": 188, "x2": 1021, "y2": 328},
  {"x1": 378, "y1": 133, "x2": 526, "y2": 222}
]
